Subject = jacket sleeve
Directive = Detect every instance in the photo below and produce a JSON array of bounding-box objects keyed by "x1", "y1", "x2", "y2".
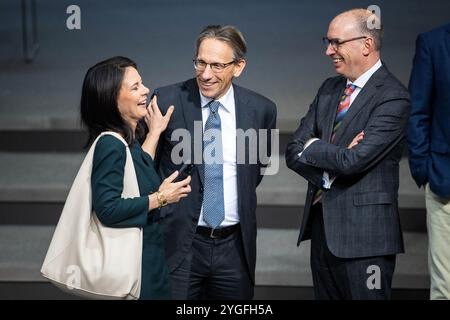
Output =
[
  {"x1": 285, "y1": 90, "x2": 326, "y2": 188},
  {"x1": 299, "y1": 94, "x2": 410, "y2": 176},
  {"x1": 407, "y1": 33, "x2": 433, "y2": 187},
  {"x1": 92, "y1": 135, "x2": 149, "y2": 228}
]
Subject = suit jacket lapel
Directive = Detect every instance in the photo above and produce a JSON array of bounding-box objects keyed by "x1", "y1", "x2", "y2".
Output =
[
  {"x1": 234, "y1": 84, "x2": 252, "y2": 135},
  {"x1": 234, "y1": 84, "x2": 251, "y2": 215},
  {"x1": 180, "y1": 79, "x2": 204, "y2": 185},
  {"x1": 332, "y1": 66, "x2": 386, "y2": 145},
  {"x1": 324, "y1": 78, "x2": 346, "y2": 143}
]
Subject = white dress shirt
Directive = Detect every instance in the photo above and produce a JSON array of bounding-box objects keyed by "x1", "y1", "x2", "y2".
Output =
[
  {"x1": 300, "y1": 60, "x2": 383, "y2": 188},
  {"x1": 345, "y1": 59, "x2": 383, "y2": 105},
  {"x1": 198, "y1": 85, "x2": 239, "y2": 227}
]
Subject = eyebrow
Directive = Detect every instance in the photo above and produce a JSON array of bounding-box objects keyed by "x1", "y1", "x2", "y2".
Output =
[
  {"x1": 130, "y1": 79, "x2": 141, "y2": 87},
  {"x1": 197, "y1": 59, "x2": 230, "y2": 64}
]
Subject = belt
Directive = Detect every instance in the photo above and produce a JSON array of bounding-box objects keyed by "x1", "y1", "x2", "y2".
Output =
[{"x1": 196, "y1": 224, "x2": 240, "y2": 239}]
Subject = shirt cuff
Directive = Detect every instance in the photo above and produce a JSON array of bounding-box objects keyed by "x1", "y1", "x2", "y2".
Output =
[
  {"x1": 298, "y1": 138, "x2": 320, "y2": 157},
  {"x1": 322, "y1": 172, "x2": 337, "y2": 189}
]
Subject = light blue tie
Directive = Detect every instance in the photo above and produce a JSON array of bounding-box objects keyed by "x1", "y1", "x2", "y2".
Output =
[{"x1": 202, "y1": 100, "x2": 225, "y2": 229}]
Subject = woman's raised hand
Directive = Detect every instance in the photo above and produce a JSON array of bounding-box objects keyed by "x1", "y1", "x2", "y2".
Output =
[{"x1": 145, "y1": 95, "x2": 174, "y2": 137}]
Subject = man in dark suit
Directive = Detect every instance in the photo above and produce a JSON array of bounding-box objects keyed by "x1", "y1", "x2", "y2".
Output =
[
  {"x1": 407, "y1": 24, "x2": 450, "y2": 300},
  {"x1": 285, "y1": 9, "x2": 410, "y2": 299},
  {"x1": 153, "y1": 25, "x2": 277, "y2": 299}
]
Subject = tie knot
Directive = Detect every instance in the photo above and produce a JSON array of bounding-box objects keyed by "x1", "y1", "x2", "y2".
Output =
[
  {"x1": 208, "y1": 100, "x2": 221, "y2": 114},
  {"x1": 345, "y1": 84, "x2": 357, "y2": 96}
]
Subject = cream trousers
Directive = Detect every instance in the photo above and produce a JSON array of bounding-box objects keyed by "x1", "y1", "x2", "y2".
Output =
[{"x1": 426, "y1": 183, "x2": 450, "y2": 299}]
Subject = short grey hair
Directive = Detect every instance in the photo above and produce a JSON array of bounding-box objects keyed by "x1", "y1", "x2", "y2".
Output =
[
  {"x1": 195, "y1": 25, "x2": 247, "y2": 61},
  {"x1": 352, "y1": 9, "x2": 383, "y2": 51}
]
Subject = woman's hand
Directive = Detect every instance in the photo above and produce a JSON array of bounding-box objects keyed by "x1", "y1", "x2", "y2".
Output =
[
  {"x1": 141, "y1": 95, "x2": 174, "y2": 159},
  {"x1": 145, "y1": 95, "x2": 174, "y2": 138},
  {"x1": 158, "y1": 170, "x2": 191, "y2": 204}
]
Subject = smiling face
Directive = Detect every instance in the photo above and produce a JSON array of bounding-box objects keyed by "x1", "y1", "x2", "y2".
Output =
[
  {"x1": 326, "y1": 14, "x2": 369, "y2": 81},
  {"x1": 117, "y1": 67, "x2": 149, "y2": 128},
  {"x1": 195, "y1": 38, "x2": 246, "y2": 100}
]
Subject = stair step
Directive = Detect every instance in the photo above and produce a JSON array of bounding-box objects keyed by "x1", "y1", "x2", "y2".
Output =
[
  {"x1": 0, "y1": 130, "x2": 292, "y2": 153},
  {"x1": 0, "y1": 131, "x2": 89, "y2": 152},
  {"x1": 0, "y1": 152, "x2": 83, "y2": 202},
  {"x1": 0, "y1": 225, "x2": 429, "y2": 290},
  {"x1": 0, "y1": 153, "x2": 424, "y2": 208},
  {"x1": 256, "y1": 229, "x2": 429, "y2": 290},
  {"x1": 0, "y1": 203, "x2": 426, "y2": 232},
  {"x1": 0, "y1": 282, "x2": 429, "y2": 300}
]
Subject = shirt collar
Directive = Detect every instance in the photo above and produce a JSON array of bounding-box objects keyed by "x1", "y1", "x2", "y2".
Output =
[
  {"x1": 200, "y1": 84, "x2": 234, "y2": 113},
  {"x1": 347, "y1": 59, "x2": 382, "y2": 89}
]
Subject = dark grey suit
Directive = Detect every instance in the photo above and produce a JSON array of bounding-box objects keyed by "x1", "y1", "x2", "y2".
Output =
[
  {"x1": 286, "y1": 65, "x2": 410, "y2": 299},
  {"x1": 154, "y1": 78, "x2": 276, "y2": 299}
]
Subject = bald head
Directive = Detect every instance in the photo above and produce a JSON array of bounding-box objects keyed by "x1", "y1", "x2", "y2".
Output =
[
  {"x1": 325, "y1": 8, "x2": 382, "y2": 81},
  {"x1": 332, "y1": 9, "x2": 383, "y2": 51}
]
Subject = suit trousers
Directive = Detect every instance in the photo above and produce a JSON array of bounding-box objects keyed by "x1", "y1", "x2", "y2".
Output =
[
  {"x1": 310, "y1": 204, "x2": 396, "y2": 300},
  {"x1": 426, "y1": 183, "x2": 450, "y2": 299},
  {"x1": 170, "y1": 226, "x2": 253, "y2": 300}
]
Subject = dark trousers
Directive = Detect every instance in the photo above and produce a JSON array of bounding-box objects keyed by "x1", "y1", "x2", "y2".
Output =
[
  {"x1": 310, "y1": 205, "x2": 396, "y2": 300},
  {"x1": 170, "y1": 226, "x2": 253, "y2": 300}
]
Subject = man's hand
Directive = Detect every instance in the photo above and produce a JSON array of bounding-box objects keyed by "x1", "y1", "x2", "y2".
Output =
[{"x1": 348, "y1": 131, "x2": 364, "y2": 149}]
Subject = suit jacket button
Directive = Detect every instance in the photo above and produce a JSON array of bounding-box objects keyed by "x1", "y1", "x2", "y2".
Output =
[{"x1": 199, "y1": 187, "x2": 204, "y2": 193}]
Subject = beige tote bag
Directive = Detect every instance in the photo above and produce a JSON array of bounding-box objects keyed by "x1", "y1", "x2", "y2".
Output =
[{"x1": 41, "y1": 131, "x2": 143, "y2": 300}]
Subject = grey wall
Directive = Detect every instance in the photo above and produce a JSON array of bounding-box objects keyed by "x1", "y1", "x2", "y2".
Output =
[{"x1": 1, "y1": 0, "x2": 449, "y2": 131}]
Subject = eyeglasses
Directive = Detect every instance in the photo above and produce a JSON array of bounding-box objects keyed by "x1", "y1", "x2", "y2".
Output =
[
  {"x1": 193, "y1": 59, "x2": 236, "y2": 73},
  {"x1": 322, "y1": 36, "x2": 368, "y2": 50}
]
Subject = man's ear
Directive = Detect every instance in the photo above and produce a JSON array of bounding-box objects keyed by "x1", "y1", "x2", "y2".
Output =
[
  {"x1": 233, "y1": 59, "x2": 246, "y2": 77},
  {"x1": 363, "y1": 38, "x2": 374, "y2": 56}
]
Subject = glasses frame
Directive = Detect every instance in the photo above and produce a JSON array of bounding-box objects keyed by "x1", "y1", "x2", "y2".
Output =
[
  {"x1": 322, "y1": 36, "x2": 368, "y2": 50},
  {"x1": 193, "y1": 59, "x2": 236, "y2": 73}
]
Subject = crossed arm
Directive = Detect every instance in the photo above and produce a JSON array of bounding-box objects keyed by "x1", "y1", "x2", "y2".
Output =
[
  {"x1": 286, "y1": 94, "x2": 326, "y2": 188},
  {"x1": 286, "y1": 93, "x2": 410, "y2": 184}
]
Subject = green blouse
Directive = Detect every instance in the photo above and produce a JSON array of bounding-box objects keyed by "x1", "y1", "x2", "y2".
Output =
[{"x1": 91, "y1": 135, "x2": 171, "y2": 300}]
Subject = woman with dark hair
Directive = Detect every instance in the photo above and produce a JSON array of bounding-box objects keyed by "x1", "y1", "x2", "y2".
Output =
[{"x1": 80, "y1": 56, "x2": 191, "y2": 299}]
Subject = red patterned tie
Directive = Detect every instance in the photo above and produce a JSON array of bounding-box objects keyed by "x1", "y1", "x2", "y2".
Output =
[{"x1": 313, "y1": 84, "x2": 357, "y2": 205}]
